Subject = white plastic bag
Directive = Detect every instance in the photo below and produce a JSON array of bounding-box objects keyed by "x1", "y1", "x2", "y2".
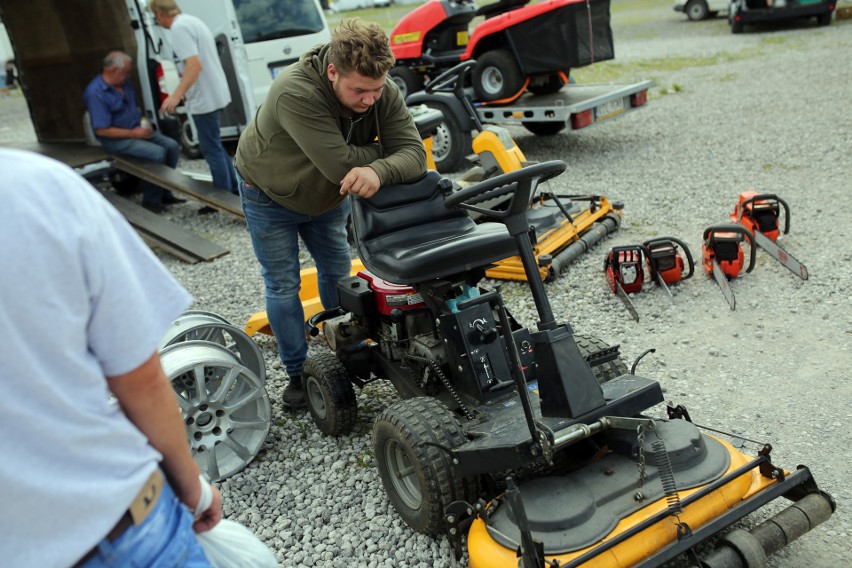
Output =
[{"x1": 196, "y1": 519, "x2": 279, "y2": 568}]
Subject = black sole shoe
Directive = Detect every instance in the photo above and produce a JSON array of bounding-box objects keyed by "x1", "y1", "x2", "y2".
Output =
[
  {"x1": 141, "y1": 201, "x2": 166, "y2": 214},
  {"x1": 162, "y1": 194, "x2": 187, "y2": 204}
]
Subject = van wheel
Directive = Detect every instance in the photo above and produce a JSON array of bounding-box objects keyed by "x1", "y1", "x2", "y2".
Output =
[
  {"x1": 522, "y1": 122, "x2": 566, "y2": 136},
  {"x1": 389, "y1": 66, "x2": 424, "y2": 100},
  {"x1": 731, "y1": 19, "x2": 744, "y2": 33},
  {"x1": 473, "y1": 50, "x2": 523, "y2": 102},
  {"x1": 816, "y1": 12, "x2": 831, "y2": 26},
  {"x1": 180, "y1": 118, "x2": 203, "y2": 159},
  {"x1": 685, "y1": 0, "x2": 709, "y2": 20},
  {"x1": 424, "y1": 102, "x2": 471, "y2": 173}
]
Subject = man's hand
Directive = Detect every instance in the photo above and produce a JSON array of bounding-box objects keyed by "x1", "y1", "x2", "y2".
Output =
[
  {"x1": 193, "y1": 484, "x2": 223, "y2": 533},
  {"x1": 131, "y1": 126, "x2": 153, "y2": 140},
  {"x1": 340, "y1": 166, "x2": 381, "y2": 198},
  {"x1": 160, "y1": 93, "x2": 182, "y2": 115}
]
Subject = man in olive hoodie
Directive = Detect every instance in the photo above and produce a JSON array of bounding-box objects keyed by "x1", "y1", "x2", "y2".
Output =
[{"x1": 235, "y1": 19, "x2": 427, "y2": 409}]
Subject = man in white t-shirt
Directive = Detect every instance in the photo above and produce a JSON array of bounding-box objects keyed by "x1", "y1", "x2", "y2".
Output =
[
  {"x1": 0, "y1": 149, "x2": 222, "y2": 567},
  {"x1": 151, "y1": 0, "x2": 239, "y2": 196}
]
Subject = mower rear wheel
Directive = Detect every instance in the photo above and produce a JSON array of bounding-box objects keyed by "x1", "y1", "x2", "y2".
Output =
[
  {"x1": 473, "y1": 49, "x2": 524, "y2": 102},
  {"x1": 522, "y1": 121, "x2": 567, "y2": 136},
  {"x1": 373, "y1": 397, "x2": 478, "y2": 535},
  {"x1": 424, "y1": 102, "x2": 471, "y2": 173},
  {"x1": 389, "y1": 65, "x2": 424, "y2": 100},
  {"x1": 303, "y1": 353, "x2": 358, "y2": 436},
  {"x1": 575, "y1": 333, "x2": 628, "y2": 385}
]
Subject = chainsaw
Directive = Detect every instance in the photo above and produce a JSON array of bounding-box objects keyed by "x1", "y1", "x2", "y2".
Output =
[
  {"x1": 642, "y1": 236, "x2": 695, "y2": 299},
  {"x1": 604, "y1": 245, "x2": 645, "y2": 322},
  {"x1": 730, "y1": 192, "x2": 808, "y2": 280},
  {"x1": 702, "y1": 224, "x2": 756, "y2": 310}
]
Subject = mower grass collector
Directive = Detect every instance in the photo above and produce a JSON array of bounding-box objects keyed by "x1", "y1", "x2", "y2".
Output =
[{"x1": 299, "y1": 162, "x2": 834, "y2": 567}]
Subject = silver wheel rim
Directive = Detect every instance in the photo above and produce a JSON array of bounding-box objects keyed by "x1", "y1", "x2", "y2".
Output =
[
  {"x1": 306, "y1": 375, "x2": 327, "y2": 420},
  {"x1": 431, "y1": 122, "x2": 452, "y2": 163},
  {"x1": 480, "y1": 66, "x2": 504, "y2": 97},
  {"x1": 384, "y1": 439, "x2": 421, "y2": 510},
  {"x1": 390, "y1": 75, "x2": 408, "y2": 99},
  {"x1": 161, "y1": 341, "x2": 271, "y2": 481},
  {"x1": 687, "y1": 1, "x2": 705, "y2": 18},
  {"x1": 160, "y1": 314, "x2": 266, "y2": 383}
]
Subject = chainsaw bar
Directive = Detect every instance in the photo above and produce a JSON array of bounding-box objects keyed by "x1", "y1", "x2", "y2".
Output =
[
  {"x1": 711, "y1": 260, "x2": 736, "y2": 310},
  {"x1": 752, "y1": 230, "x2": 809, "y2": 280},
  {"x1": 615, "y1": 282, "x2": 640, "y2": 322},
  {"x1": 655, "y1": 271, "x2": 674, "y2": 301}
]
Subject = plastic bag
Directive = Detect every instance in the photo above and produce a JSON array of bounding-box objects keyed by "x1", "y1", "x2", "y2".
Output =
[{"x1": 196, "y1": 519, "x2": 278, "y2": 568}]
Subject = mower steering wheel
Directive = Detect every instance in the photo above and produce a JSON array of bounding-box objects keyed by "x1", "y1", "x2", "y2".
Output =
[
  {"x1": 426, "y1": 60, "x2": 476, "y2": 94},
  {"x1": 444, "y1": 160, "x2": 567, "y2": 221}
]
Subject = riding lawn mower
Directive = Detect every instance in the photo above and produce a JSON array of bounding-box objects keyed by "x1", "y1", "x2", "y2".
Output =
[{"x1": 298, "y1": 161, "x2": 834, "y2": 567}]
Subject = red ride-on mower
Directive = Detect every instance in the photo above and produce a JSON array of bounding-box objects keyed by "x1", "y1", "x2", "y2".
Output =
[
  {"x1": 388, "y1": 0, "x2": 614, "y2": 101},
  {"x1": 302, "y1": 162, "x2": 833, "y2": 567}
]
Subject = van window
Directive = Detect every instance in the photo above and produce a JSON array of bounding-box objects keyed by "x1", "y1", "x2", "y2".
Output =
[{"x1": 234, "y1": 0, "x2": 326, "y2": 42}]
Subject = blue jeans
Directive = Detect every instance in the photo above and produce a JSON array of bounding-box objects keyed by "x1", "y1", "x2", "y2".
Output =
[
  {"x1": 193, "y1": 110, "x2": 238, "y2": 194},
  {"x1": 238, "y1": 173, "x2": 351, "y2": 377},
  {"x1": 101, "y1": 131, "x2": 180, "y2": 205},
  {"x1": 81, "y1": 474, "x2": 210, "y2": 568}
]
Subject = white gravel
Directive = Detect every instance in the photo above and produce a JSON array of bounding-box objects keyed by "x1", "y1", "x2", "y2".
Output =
[{"x1": 2, "y1": 6, "x2": 850, "y2": 567}]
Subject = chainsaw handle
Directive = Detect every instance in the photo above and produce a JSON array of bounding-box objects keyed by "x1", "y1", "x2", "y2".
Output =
[
  {"x1": 605, "y1": 245, "x2": 645, "y2": 270},
  {"x1": 738, "y1": 193, "x2": 790, "y2": 235},
  {"x1": 642, "y1": 236, "x2": 695, "y2": 280},
  {"x1": 703, "y1": 223, "x2": 757, "y2": 275}
]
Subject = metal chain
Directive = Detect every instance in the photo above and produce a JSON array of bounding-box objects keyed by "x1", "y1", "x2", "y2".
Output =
[
  {"x1": 405, "y1": 354, "x2": 475, "y2": 420},
  {"x1": 636, "y1": 424, "x2": 648, "y2": 488}
]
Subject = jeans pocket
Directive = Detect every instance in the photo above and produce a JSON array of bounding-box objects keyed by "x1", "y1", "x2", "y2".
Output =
[{"x1": 240, "y1": 181, "x2": 275, "y2": 207}]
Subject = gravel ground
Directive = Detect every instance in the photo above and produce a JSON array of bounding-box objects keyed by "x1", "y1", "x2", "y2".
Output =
[{"x1": 2, "y1": 4, "x2": 850, "y2": 567}]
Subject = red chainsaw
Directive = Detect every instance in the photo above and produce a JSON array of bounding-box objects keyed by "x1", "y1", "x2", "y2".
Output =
[
  {"x1": 702, "y1": 224, "x2": 756, "y2": 310},
  {"x1": 604, "y1": 245, "x2": 644, "y2": 322},
  {"x1": 642, "y1": 236, "x2": 695, "y2": 299},
  {"x1": 730, "y1": 192, "x2": 808, "y2": 280}
]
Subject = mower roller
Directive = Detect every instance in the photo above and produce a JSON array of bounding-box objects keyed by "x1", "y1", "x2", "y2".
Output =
[
  {"x1": 298, "y1": 162, "x2": 833, "y2": 567},
  {"x1": 730, "y1": 192, "x2": 809, "y2": 281}
]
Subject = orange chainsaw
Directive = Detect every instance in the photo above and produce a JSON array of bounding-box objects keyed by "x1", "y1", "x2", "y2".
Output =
[
  {"x1": 702, "y1": 224, "x2": 756, "y2": 310},
  {"x1": 730, "y1": 192, "x2": 808, "y2": 280},
  {"x1": 642, "y1": 236, "x2": 695, "y2": 300}
]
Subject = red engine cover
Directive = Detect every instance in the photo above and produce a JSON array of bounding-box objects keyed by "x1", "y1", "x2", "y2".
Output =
[{"x1": 358, "y1": 271, "x2": 426, "y2": 315}]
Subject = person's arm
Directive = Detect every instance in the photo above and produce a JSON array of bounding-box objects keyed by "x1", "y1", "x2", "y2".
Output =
[
  {"x1": 94, "y1": 126, "x2": 152, "y2": 140},
  {"x1": 161, "y1": 55, "x2": 202, "y2": 114},
  {"x1": 364, "y1": 83, "x2": 428, "y2": 186},
  {"x1": 108, "y1": 351, "x2": 222, "y2": 532}
]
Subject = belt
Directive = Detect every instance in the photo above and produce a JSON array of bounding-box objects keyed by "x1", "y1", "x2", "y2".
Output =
[{"x1": 73, "y1": 469, "x2": 164, "y2": 567}]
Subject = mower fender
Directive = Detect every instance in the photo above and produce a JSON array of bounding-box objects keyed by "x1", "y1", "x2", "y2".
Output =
[{"x1": 407, "y1": 90, "x2": 474, "y2": 134}]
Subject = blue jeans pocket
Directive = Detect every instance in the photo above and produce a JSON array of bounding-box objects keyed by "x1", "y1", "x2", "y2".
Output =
[{"x1": 239, "y1": 181, "x2": 275, "y2": 207}]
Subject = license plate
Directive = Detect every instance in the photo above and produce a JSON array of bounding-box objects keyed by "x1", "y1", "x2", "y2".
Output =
[{"x1": 595, "y1": 98, "x2": 625, "y2": 121}]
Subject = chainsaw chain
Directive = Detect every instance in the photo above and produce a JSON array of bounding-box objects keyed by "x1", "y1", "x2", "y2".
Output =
[{"x1": 405, "y1": 354, "x2": 475, "y2": 420}]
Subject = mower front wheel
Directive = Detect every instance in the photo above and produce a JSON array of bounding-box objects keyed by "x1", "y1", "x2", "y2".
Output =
[
  {"x1": 373, "y1": 397, "x2": 477, "y2": 535},
  {"x1": 575, "y1": 333, "x2": 628, "y2": 384},
  {"x1": 424, "y1": 102, "x2": 472, "y2": 173},
  {"x1": 303, "y1": 353, "x2": 358, "y2": 436}
]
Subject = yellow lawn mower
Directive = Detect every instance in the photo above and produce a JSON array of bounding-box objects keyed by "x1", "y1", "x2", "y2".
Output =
[{"x1": 296, "y1": 161, "x2": 834, "y2": 568}]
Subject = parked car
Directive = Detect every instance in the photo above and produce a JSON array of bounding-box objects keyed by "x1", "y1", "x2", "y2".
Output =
[{"x1": 673, "y1": 0, "x2": 729, "y2": 20}]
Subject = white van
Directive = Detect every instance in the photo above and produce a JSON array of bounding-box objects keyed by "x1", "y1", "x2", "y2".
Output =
[
  {"x1": 673, "y1": 0, "x2": 730, "y2": 20},
  {"x1": 148, "y1": 0, "x2": 331, "y2": 154}
]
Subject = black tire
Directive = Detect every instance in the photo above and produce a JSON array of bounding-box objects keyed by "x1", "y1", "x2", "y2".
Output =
[
  {"x1": 472, "y1": 49, "x2": 524, "y2": 102},
  {"x1": 527, "y1": 72, "x2": 569, "y2": 96},
  {"x1": 424, "y1": 102, "x2": 472, "y2": 173},
  {"x1": 303, "y1": 353, "x2": 358, "y2": 436},
  {"x1": 373, "y1": 397, "x2": 479, "y2": 535},
  {"x1": 574, "y1": 333, "x2": 628, "y2": 385},
  {"x1": 522, "y1": 121, "x2": 567, "y2": 136},
  {"x1": 731, "y1": 18, "x2": 744, "y2": 33},
  {"x1": 816, "y1": 12, "x2": 831, "y2": 26},
  {"x1": 388, "y1": 66, "x2": 424, "y2": 100},
  {"x1": 180, "y1": 117, "x2": 203, "y2": 159},
  {"x1": 685, "y1": 0, "x2": 709, "y2": 20}
]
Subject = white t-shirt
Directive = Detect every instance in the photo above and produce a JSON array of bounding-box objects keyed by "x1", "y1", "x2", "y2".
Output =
[
  {"x1": 0, "y1": 150, "x2": 192, "y2": 567},
  {"x1": 171, "y1": 13, "x2": 232, "y2": 114}
]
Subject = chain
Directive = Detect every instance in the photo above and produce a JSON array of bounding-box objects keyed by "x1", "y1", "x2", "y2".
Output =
[
  {"x1": 636, "y1": 424, "x2": 648, "y2": 488},
  {"x1": 405, "y1": 354, "x2": 475, "y2": 420}
]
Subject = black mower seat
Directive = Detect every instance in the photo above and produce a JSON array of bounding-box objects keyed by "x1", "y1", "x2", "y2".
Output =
[{"x1": 351, "y1": 171, "x2": 517, "y2": 284}]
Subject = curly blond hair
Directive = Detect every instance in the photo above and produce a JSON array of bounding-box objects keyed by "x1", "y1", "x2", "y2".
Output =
[{"x1": 329, "y1": 19, "x2": 395, "y2": 79}]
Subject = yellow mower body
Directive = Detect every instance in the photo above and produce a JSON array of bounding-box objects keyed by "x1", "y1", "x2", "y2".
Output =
[{"x1": 469, "y1": 436, "x2": 777, "y2": 567}]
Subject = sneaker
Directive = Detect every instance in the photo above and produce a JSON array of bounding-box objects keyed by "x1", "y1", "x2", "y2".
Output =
[
  {"x1": 282, "y1": 375, "x2": 306, "y2": 409},
  {"x1": 162, "y1": 193, "x2": 187, "y2": 204},
  {"x1": 141, "y1": 201, "x2": 166, "y2": 214}
]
